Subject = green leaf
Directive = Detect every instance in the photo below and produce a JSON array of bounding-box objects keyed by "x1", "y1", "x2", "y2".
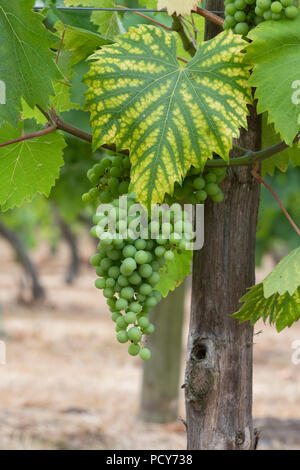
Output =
[
  {"x1": 0, "y1": 0, "x2": 61, "y2": 126},
  {"x1": 138, "y1": 0, "x2": 157, "y2": 8},
  {"x1": 0, "y1": 123, "x2": 66, "y2": 211},
  {"x1": 246, "y1": 16, "x2": 300, "y2": 145},
  {"x1": 263, "y1": 246, "x2": 300, "y2": 298},
  {"x1": 54, "y1": 21, "x2": 112, "y2": 65},
  {"x1": 65, "y1": 0, "x2": 121, "y2": 39},
  {"x1": 156, "y1": 250, "x2": 192, "y2": 297},
  {"x1": 85, "y1": 25, "x2": 251, "y2": 207},
  {"x1": 233, "y1": 283, "x2": 300, "y2": 333},
  {"x1": 262, "y1": 114, "x2": 300, "y2": 176}
]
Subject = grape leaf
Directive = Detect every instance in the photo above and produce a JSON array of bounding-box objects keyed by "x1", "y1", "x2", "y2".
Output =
[
  {"x1": 233, "y1": 283, "x2": 300, "y2": 333},
  {"x1": 0, "y1": 123, "x2": 66, "y2": 211},
  {"x1": 65, "y1": 0, "x2": 121, "y2": 39},
  {"x1": 55, "y1": 21, "x2": 112, "y2": 65},
  {"x1": 246, "y1": 16, "x2": 300, "y2": 145},
  {"x1": 156, "y1": 250, "x2": 192, "y2": 297},
  {"x1": 262, "y1": 114, "x2": 300, "y2": 176},
  {"x1": 157, "y1": 0, "x2": 198, "y2": 16},
  {"x1": 0, "y1": 0, "x2": 61, "y2": 126},
  {"x1": 263, "y1": 246, "x2": 300, "y2": 298},
  {"x1": 85, "y1": 25, "x2": 251, "y2": 207},
  {"x1": 138, "y1": 0, "x2": 157, "y2": 8}
]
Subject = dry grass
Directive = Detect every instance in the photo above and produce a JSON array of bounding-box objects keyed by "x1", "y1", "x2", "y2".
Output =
[{"x1": 0, "y1": 239, "x2": 299, "y2": 450}]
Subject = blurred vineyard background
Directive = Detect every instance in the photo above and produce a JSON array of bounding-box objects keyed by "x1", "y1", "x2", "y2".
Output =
[{"x1": 0, "y1": 0, "x2": 299, "y2": 451}]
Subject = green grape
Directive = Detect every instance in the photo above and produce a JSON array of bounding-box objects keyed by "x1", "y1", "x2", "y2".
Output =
[
  {"x1": 127, "y1": 326, "x2": 142, "y2": 343},
  {"x1": 122, "y1": 245, "x2": 137, "y2": 258},
  {"x1": 138, "y1": 316, "x2": 150, "y2": 328},
  {"x1": 108, "y1": 266, "x2": 120, "y2": 279},
  {"x1": 144, "y1": 323, "x2": 155, "y2": 335},
  {"x1": 118, "y1": 275, "x2": 129, "y2": 287},
  {"x1": 135, "y1": 250, "x2": 149, "y2": 264},
  {"x1": 205, "y1": 183, "x2": 220, "y2": 196},
  {"x1": 263, "y1": 10, "x2": 272, "y2": 19},
  {"x1": 225, "y1": 3, "x2": 237, "y2": 14},
  {"x1": 139, "y1": 283, "x2": 152, "y2": 296},
  {"x1": 95, "y1": 278, "x2": 106, "y2": 289},
  {"x1": 129, "y1": 301, "x2": 142, "y2": 313},
  {"x1": 281, "y1": 0, "x2": 292, "y2": 5},
  {"x1": 271, "y1": 1, "x2": 283, "y2": 12},
  {"x1": 96, "y1": 266, "x2": 105, "y2": 277},
  {"x1": 124, "y1": 312, "x2": 137, "y2": 324},
  {"x1": 271, "y1": 12, "x2": 282, "y2": 19},
  {"x1": 211, "y1": 191, "x2": 225, "y2": 203},
  {"x1": 117, "y1": 331, "x2": 128, "y2": 344},
  {"x1": 154, "y1": 246, "x2": 166, "y2": 257},
  {"x1": 235, "y1": 0, "x2": 247, "y2": 8},
  {"x1": 135, "y1": 239, "x2": 147, "y2": 250},
  {"x1": 139, "y1": 348, "x2": 151, "y2": 361},
  {"x1": 285, "y1": 5, "x2": 298, "y2": 17},
  {"x1": 148, "y1": 272, "x2": 160, "y2": 287},
  {"x1": 112, "y1": 312, "x2": 122, "y2": 322},
  {"x1": 145, "y1": 296, "x2": 157, "y2": 308},
  {"x1": 226, "y1": 14, "x2": 237, "y2": 27},
  {"x1": 128, "y1": 343, "x2": 140, "y2": 356},
  {"x1": 99, "y1": 191, "x2": 112, "y2": 203},
  {"x1": 234, "y1": 22, "x2": 249, "y2": 35},
  {"x1": 116, "y1": 316, "x2": 127, "y2": 330},
  {"x1": 103, "y1": 287, "x2": 115, "y2": 299},
  {"x1": 139, "y1": 264, "x2": 153, "y2": 278},
  {"x1": 100, "y1": 258, "x2": 113, "y2": 271},
  {"x1": 128, "y1": 272, "x2": 142, "y2": 285},
  {"x1": 90, "y1": 254, "x2": 101, "y2": 266},
  {"x1": 120, "y1": 258, "x2": 137, "y2": 276},
  {"x1": 120, "y1": 286, "x2": 134, "y2": 300},
  {"x1": 257, "y1": 0, "x2": 271, "y2": 9},
  {"x1": 119, "y1": 181, "x2": 130, "y2": 194},
  {"x1": 106, "y1": 278, "x2": 116, "y2": 288},
  {"x1": 195, "y1": 190, "x2": 207, "y2": 203},
  {"x1": 234, "y1": 10, "x2": 247, "y2": 21},
  {"x1": 255, "y1": 6, "x2": 264, "y2": 15},
  {"x1": 115, "y1": 298, "x2": 128, "y2": 311}
]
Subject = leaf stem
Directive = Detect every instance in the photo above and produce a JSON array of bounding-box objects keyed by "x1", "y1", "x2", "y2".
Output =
[
  {"x1": 0, "y1": 125, "x2": 57, "y2": 148},
  {"x1": 171, "y1": 14, "x2": 196, "y2": 57},
  {"x1": 252, "y1": 168, "x2": 300, "y2": 237},
  {"x1": 192, "y1": 6, "x2": 224, "y2": 27}
]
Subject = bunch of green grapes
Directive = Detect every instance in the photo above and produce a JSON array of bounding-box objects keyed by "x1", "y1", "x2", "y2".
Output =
[
  {"x1": 171, "y1": 167, "x2": 227, "y2": 205},
  {"x1": 82, "y1": 155, "x2": 131, "y2": 204},
  {"x1": 223, "y1": 0, "x2": 299, "y2": 36},
  {"x1": 89, "y1": 195, "x2": 194, "y2": 360},
  {"x1": 254, "y1": 0, "x2": 299, "y2": 23}
]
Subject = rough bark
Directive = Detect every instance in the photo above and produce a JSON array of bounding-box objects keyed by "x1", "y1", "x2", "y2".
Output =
[
  {"x1": 140, "y1": 281, "x2": 187, "y2": 423},
  {"x1": 0, "y1": 220, "x2": 45, "y2": 300},
  {"x1": 185, "y1": 0, "x2": 261, "y2": 450}
]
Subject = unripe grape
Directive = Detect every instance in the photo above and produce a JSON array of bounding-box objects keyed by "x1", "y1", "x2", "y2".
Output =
[
  {"x1": 149, "y1": 272, "x2": 160, "y2": 287},
  {"x1": 120, "y1": 258, "x2": 137, "y2": 276},
  {"x1": 135, "y1": 250, "x2": 149, "y2": 264},
  {"x1": 117, "y1": 331, "x2": 128, "y2": 343},
  {"x1": 205, "y1": 183, "x2": 220, "y2": 196},
  {"x1": 129, "y1": 301, "x2": 142, "y2": 313},
  {"x1": 139, "y1": 283, "x2": 152, "y2": 296},
  {"x1": 118, "y1": 275, "x2": 129, "y2": 287},
  {"x1": 154, "y1": 246, "x2": 166, "y2": 257},
  {"x1": 234, "y1": 10, "x2": 247, "y2": 21},
  {"x1": 115, "y1": 298, "x2": 128, "y2": 311},
  {"x1": 116, "y1": 316, "x2": 127, "y2": 330},
  {"x1": 234, "y1": 22, "x2": 249, "y2": 35},
  {"x1": 285, "y1": 5, "x2": 298, "y2": 17},
  {"x1": 128, "y1": 343, "x2": 140, "y2": 356},
  {"x1": 106, "y1": 278, "x2": 116, "y2": 288},
  {"x1": 139, "y1": 264, "x2": 153, "y2": 278},
  {"x1": 103, "y1": 287, "x2": 115, "y2": 299},
  {"x1": 90, "y1": 254, "x2": 101, "y2": 266},
  {"x1": 95, "y1": 278, "x2": 106, "y2": 289},
  {"x1": 122, "y1": 245, "x2": 136, "y2": 258},
  {"x1": 145, "y1": 296, "x2": 157, "y2": 308},
  {"x1": 144, "y1": 323, "x2": 155, "y2": 335},
  {"x1": 138, "y1": 316, "x2": 150, "y2": 328},
  {"x1": 124, "y1": 312, "x2": 137, "y2": 324},
  {"x1": 128, "y1": 326, "x2": 142, "y2": 343},
  {"x1": 120, "y1": 286, "x2": 134, "y2": 300},
  {"x1": 164, "y1": 250, "x2": 175, "y2": 261},
  {"x1": 112, "y1": 312, "x2": 122, "y2": 322},
  {"x1": 139, "y1": 348, "x2": 151, "y2": 360},
  {"x1": 108, "y1": 266, "x2": 120, "y2": 279},
  {"x1": 128, "y1": 272, "x2": 142, "y2": 285},
  {"x1": 271, "y1": 1, "x2": 283, "y2": 12},
  {"x1": 135, "y1": 239, "x2": 147, "y2": 250}
]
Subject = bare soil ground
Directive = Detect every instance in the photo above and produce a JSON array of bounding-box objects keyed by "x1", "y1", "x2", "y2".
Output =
[{"x1": 0, "y1": 237, "x2": 299, "y2": 450}]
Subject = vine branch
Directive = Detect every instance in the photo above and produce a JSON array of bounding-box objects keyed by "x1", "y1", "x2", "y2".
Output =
[
  {"x1": 171, "y1": 14, "x2": 197, "y2": 57},
  {"x1": 192, "y1": 6, "x2": 224, "y2": 27},
  {"x1": 252, "y1": 167, "x2": 300, "y2": 237}
]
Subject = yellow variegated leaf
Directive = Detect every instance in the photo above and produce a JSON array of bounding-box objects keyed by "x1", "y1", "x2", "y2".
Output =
[
  {"x1": 84, "y1": 25, "x2": 251, "y2": 207},
  {"x1": 233, "y1": 283, "x2": 300, "y2": 333},
  {"x1": 157, "y1": 0, "x2": 197, "y2": 16}
]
